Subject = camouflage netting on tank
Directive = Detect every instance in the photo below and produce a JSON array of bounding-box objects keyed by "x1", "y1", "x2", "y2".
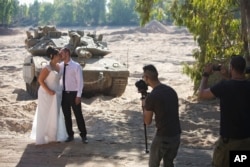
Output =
[{"x1": 24, "y1": 25, "x2": 110, "y2": 57}]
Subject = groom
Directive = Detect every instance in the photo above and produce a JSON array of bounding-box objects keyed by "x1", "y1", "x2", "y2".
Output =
[{"x1": 59, "y1": 47, "x2": 88, "y2": 144}]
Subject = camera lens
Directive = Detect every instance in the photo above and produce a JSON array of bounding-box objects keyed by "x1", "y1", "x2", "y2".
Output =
[{"x1": 213, "y1": 65, "x2": 221, "y2": 71}]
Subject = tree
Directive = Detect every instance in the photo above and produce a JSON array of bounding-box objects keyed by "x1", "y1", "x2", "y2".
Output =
[
  {"x1": 108, "y1": 0, "x2": 138, "y2": 25},
  {"x1": 39, "y1": 2, "x2": 55, "y2": 25},
  {"x1": 54, "y1": 0, "x2": 74, "y2": 26},
  {"x1": 0, "y1": 0, "x2": 18, "y2": 26},
  {"x1": 74, "y1": 0, "x2": 87, "y2": 26},
  {"x1": 135, "y1": 0, "x2": 173, "y2": 26},
  {"x1": 78, "y1": 0, "x2": 107, "y2": 26},
  {"x1": 29, "y1": 0, "x2": 40, "y2": 25},
  {"x1": 240, "y1": 0, "x2": 250, "y2": 66},
  {"x1": 135, "y1": 0, "x2": 249, "y2": 91},
  {"x1": 89, "y1": 0, "x2": 106, "y2": 25},
  {"x1": 16, "y1": 4, "x2": 29, "y2": 25}
]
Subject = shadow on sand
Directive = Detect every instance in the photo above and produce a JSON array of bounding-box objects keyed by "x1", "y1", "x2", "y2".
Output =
[{"x1": 15, "y1": 97, "x2": 215, "y2": 167}]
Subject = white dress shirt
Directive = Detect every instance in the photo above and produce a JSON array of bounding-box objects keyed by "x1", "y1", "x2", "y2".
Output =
[{"x1": 60, "y1": 59, "x2": 84, "y2": 97}]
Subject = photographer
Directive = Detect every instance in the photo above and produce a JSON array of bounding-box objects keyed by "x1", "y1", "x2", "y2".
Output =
[
  {"x1": 141, "y1": 64, "x2": 181, "y2": 167},
  {"x1": 198, "y1": 55, "x2": 250, "y2": 167}
]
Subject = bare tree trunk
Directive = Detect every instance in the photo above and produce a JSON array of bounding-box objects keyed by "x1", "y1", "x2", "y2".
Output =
[
  {"x1": 240, "y1": 0, "x2": 249, "y2": 64},
  {"x1": 240, "y1": 0, "x2": 250, "y2": 66},
  {"x1": 246, "y1": 0, "x2": 250, "y2": 64}
]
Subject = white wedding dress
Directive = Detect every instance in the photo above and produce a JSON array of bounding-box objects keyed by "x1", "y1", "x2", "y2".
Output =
[{"x1": 30, "y1": 65, "x2": 68, "y2": 145}]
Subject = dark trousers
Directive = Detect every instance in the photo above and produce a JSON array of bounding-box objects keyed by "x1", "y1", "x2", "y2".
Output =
[
  {"x1": 149, "y1": 134, "x2": 180, "y2": 167},
  {"x1": 212, "y1": 136, "x2": 250, "y2": 167},
  {"x1": 61, "y1": 91, "x2": 87, "y2": 138}
]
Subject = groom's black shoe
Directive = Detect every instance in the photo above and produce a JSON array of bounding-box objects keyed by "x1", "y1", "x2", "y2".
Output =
[
  {"x1": 65, "y1": 136, "x2": 74, "y2": 142},
  {"x1": 82, "y1": 136, "x2": 88, "y2": 144}
]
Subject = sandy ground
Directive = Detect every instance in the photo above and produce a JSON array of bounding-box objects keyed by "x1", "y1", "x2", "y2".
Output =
[{"x1": 0, "y1": 21, "x2": 219, "y2": 166}]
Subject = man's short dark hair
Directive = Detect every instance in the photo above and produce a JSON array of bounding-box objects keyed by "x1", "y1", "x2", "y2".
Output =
[
  {"x1": 230, "y1": 55, "x2": 246, "y2": 74},
  {"x1": 143, "y1": 64, "x2": 158, "y2": 80},
  {"x1": 62, "y1": 47, "x2": 71, "y2": 56}
]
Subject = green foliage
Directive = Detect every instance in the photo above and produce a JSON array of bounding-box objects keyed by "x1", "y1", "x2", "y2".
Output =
[
  {"x1": 135, "y1": 0, "x2": 244, "y2": 92},
  {"x1": 107, "y1": 0, "x2": 138, "y2": 25},
  {"x1": 135, "y1": 0, "x2": 173, "y2": 26},
  {"x1": 91, "y1": 0, "x2": 106, "y2": 25},
  {"x1": 171, "y1": 0, "x2": 242, "y2": 91},
  {"x1": 78, "y1": 0, "x2": 107, "y2": 25},
  {"x1": 74, "y1": 0, "x2": 87, "y2": 26},
  {"x1": 29, "y1": 0, "x2": 40, "y2": 24},
  {"x1": 135, "y1": 0, "x2": 154, "y2": 26},
  {"x1": 40, "y1": 0, "x2": 107, "y2": 26},
  {"x1": 39, "y1": 2, "x2": 55, "y2": 25},
  {"x1": 17, "y1": 4, "x2": 28, "y2": 19},
  {"x1": 52, "y1": 0, "x2": 74, "y2": 26},
  {"x1": 0, "y1": 0, "x2": 139, "y2": 27},
  {"x1": 0, "y1": 0, "x2": 19, "y2": 26}
]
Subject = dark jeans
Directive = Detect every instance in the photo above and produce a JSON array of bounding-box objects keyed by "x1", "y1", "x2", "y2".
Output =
[
  {"x1": 149, "y1": 134, "x2": 180, "y2": 167},
  {"x1": 61, "y1": 91, "x2": 87, "y2": 138},
  {"x1": 212, "y1": 136, "x2": 250, "y2": 167}
]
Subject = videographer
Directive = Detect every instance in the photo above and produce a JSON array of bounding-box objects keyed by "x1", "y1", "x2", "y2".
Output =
[
  {"x1": 141, "y1": 64, "x2": 181, "y2": 167},
  {"x1": 198, "y1": 55, "x2": 250, "y2": 167}
]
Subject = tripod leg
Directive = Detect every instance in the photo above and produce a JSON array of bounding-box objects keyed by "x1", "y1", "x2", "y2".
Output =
[
  {"x1": 141, "y1": 97, "x2": 149, "y2": 153},
  {"x1": 144, "y1": 123, "x2": 149, "y2": 153}
]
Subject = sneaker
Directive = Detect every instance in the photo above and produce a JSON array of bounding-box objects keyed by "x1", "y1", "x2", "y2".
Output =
[
  {"x1": 65, "y1": 136, "x2": 74, "y2": 142},
  {"x1": 82, "y1": 136, "x2": 88, "y2": 144}
]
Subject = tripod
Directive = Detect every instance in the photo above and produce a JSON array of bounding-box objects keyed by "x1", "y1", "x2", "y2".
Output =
[
  {"x1": 135, "y1": 79, "x2": 149, "y2": 153},
  {"x1": 141, "y1": 93, "x2": 149, "y2": 154}
]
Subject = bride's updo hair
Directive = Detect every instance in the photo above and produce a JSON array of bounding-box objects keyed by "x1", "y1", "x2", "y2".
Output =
[{"x1": 46, "y1": 46, "x2": 59, "y2": 59}]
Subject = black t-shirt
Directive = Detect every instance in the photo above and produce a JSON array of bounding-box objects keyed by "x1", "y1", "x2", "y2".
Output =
[
  {"x1": 210, "y1": 79, "x2": 250, "y2": 138},
  {"x1": 145, "y1": 84, "x2": 181, "y2": 137}
]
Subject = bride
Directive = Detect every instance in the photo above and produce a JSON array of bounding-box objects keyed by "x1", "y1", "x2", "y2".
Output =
[{"x1": 30, "y1": 46, "x2": 68, "y2": 145}]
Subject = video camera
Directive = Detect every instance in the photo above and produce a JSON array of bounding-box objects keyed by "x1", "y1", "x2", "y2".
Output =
[
  {"x1": 212, "y1": 64, "x2": 222, "y2": 71},
  {"x1": 135, "y1": 79, "x2": 148, "y2": 99},
  {"x1": 212, "y1": 64, "x2": 250, "y2": 74}
]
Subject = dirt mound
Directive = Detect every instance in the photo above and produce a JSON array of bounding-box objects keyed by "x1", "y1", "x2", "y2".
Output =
[
  {"x1": 109, "y1": 20, "x2": 168, "y2": 35},
  {"x1": 136, "y1": 20, "x2": 168, "y2": 33},
  {"x1": 0, "y1": 27, "x2": 22, "y2": 35}
]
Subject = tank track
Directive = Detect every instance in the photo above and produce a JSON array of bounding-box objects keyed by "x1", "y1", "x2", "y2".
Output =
[
  {"x1": 108, "y1": 78, "x2": 128, "y2": 97},
  {"x1": 26, "y1": 79, "x2": 39, "y2": 99}
]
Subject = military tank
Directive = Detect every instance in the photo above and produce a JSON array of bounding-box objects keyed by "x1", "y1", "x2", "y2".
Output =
[{"x1": 23, "y1": 25, "x2": 129, "y2": 98}]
